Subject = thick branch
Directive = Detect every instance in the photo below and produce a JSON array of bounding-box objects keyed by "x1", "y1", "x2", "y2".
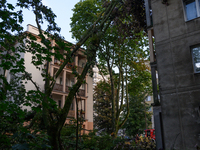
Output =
[{"x1": 118, "y1": 65, "x2": 129, "y2": 129}]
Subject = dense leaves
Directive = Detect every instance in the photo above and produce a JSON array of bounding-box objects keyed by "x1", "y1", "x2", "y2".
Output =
[
  {"x1": 93, "y1": 80, "x2": 112, "y2": 134},
  {"x1": 1, "y1": 0, "x2": 149, "y2": 149},
  {"x1": 71, "y1": 0, "x2": 150, "y2": 138},
  {"x1": 123, "y1": 95, "x2": 152, "y2": 137},
  {"x1": 1, "y1": 0, "x2": 125, "y2": 149}
]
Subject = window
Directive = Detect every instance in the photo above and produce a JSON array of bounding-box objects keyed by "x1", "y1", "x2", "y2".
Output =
[
  {"x1": 148, "y1": 107, "x2": 152, "y2": 112},
  {"x1": 70, "y1": 101, "x2": 73, "y2": 110},
  {"x1": 58, "y1": 100, "x2": 61, "y2": 108},
  {"x1": 60, "y1": 77, "x2": 63, "y2": 85},
  {"x1": 71, "y1": 78, "x2": 74, "y2": 86},
  {"x1": 66, "y1": 78, "x2": 68, "y2": 86},
  {"x1": 81, "y1": 84, "x2": 85, "y2": 89},
  {"x1": 82, "y1": 62, "x2": 85, "y2": 68},
  {"x1": 183, "y1": 0, "x2": 200, "y2": 20},
  {"x1": 54, "y1": 58, "x2": 58, "y2": 63},
  {"x1": 146, "y1": 96, "x2": 151, "y2": 101},
  {"x1": 191, "y1": 45, "x2": 200, "y2": 73}
]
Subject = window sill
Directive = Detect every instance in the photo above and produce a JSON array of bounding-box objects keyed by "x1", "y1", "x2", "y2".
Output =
[{"x1": 185, "y1": 16, "x2": 200, "y2": 23}]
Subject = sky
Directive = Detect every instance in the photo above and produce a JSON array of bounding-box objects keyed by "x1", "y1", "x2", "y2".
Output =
[{"x1": 11, "y1": 0, "x2": 80, "y2": 44}]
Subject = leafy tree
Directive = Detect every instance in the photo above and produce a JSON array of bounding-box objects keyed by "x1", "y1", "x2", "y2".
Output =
[
  {"x1": 0, "y1": 1, "x2": 51, "y2": 149},
  {"x1": 123, "y1": 95, "x2": 152, "y2": 137},
  {"x1": 123, "y1": 59, "x2": 152, "y2": 137},
  {"x1": 71, "y1": 0, "x2": 148, "y2": 138},
  {"x1": 2, "y1": 0, "x2": 142, "y2": 149},
  {"x1": 120, "y1": 53, "x2": 152, "y2": 137},
  {"x1": 93, "y1": 80, "x2": 112, "y2": 134}
]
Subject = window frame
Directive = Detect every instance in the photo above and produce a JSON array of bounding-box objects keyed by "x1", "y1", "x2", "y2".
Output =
[{"x1": 183, "y1": 0, "x2": 200, "y2": 21}]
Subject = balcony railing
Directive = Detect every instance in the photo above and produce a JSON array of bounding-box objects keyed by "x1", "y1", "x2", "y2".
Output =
[
  {"x1": 78, "y1": 110, "x2": 85, "y2": 119},
  {"x1": 78, "y1": 66, "x2": 83, "y2": 74},
  {"x1": 78, "y1": 89, "x2": 85, "y2": 97},
  {"x1": 53, "y1": 84, "x2": 85, "y2": 97},
  {"x1": 68, "y1": 110, "x2": 75, "y2": 118},
  {"x1": 53, "y1": 83, "x2": 63, "y2": 92},
  {"x1": 66, "y1": 62, "x2": 75, "y2": 70},
  {"x1": 54, "y1": 60, "x2": 75, "y2": 70},
  {"x1": 65, "y1": 86, "x2": 70, "y2": 93}
]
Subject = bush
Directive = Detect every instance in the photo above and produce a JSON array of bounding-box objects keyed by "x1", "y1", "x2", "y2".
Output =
[
  {"x1": 132, "y1": 136, "x2": 156, "y2": 150},
  {"x1": 61, "y1": 128, "x2": 137, "y2": 150}
]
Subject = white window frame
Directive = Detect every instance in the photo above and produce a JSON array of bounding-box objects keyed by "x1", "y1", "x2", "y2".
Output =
[{"x1": 183, "y1": 0, "x2": 200, "y2": 21}]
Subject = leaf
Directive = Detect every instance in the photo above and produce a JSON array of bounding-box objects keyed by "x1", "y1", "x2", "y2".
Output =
[
  {"x1": 7, "y1": 3, "x2": 15, "y2": 10},
  {"x1": 12, "y1": 143, "x2": 29, "y2": 150}
]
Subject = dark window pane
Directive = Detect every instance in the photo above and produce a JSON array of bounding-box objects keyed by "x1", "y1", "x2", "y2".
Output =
[{"x1": 58, "y1": 100, "x2": 61, "y2": 108}]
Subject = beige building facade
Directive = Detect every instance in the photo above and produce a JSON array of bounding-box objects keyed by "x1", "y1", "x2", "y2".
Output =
[{"x1": 23, "y1": 24, "x2": 93, "y2": 131}]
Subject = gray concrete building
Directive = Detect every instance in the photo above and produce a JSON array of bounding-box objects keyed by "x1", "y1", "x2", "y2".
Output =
[{"x1": 145, "y1": 0, "x2": 200, "y2": 149}]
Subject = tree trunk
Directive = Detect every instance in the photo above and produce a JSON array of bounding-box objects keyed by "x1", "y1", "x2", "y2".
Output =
[{"x1": 48, "y1": 126, "x2": 62, "y2": 150}]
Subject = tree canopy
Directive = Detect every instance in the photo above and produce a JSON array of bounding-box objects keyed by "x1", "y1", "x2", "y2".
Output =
[
  {"x1": 1, "y1": 0, "x2": 149, "y2": 149},
  {"x1": 71, "y1": 0, "x2": 149, "y2": 137},
  {"x1": 93, "y1": 80, "x2": 112, "y2": 134}
]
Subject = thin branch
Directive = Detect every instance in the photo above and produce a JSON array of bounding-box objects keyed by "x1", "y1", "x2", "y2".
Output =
[{"x1": 25, "y1": 72, "x2": 40, "y2": 91}]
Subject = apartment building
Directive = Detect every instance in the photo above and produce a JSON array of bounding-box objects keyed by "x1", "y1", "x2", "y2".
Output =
[
  {"x1": 93, "y1": 65, "x2": 109, "y2": 88},
  {"x1": 23, "y1": 24, "x2": 93, "y2": 132},
  {"x1": 145, "y1": 0, "x2": 200, "y2": 149}
]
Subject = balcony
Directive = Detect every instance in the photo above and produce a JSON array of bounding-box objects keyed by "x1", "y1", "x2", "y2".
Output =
[
  {"x1": 54, "y1": 59, "x2": 75, "y2": 71},
  {"x1": 68, "y1": 110, "x2": 75, "y2": 118},
  {"x1": 53, "y1": 83, "x2": 63, "y2": 92},
  {"x1": 53, "y1": 84, "x2": 85, "y2": 97},
  {"x1": 65, "y1": 86, "x2": 70, "y2": 93},
  {"x1": 78, "y1": 110, "x2": 85, "y2": 119},
  {"x1": 66, "y1": 62, "x2": 75, "y2": 70},
  {"x1": 77, "y1": 89, "x2": 85, "y2": 97},
  {"x1": 78, "y1": 66, "x2": 83, "y2": 74}
]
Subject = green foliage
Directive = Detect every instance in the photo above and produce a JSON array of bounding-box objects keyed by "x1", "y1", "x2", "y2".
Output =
[
  {"x1": 123, "y1": 96, "x2": 152, "y2": 137},
  {"x1": 93, "y1": 80, "x2": 112, "y2": 134},
  {"x1": 71, "y1": 0, "x2": 150, "y2": 138},
  {"x1": 70, "y1": 0, "x2": 102, "y2": 42},
  {"x1": 61, "y1": 121, "x2": 76, "y2": 137},
  {"x1": 132, "y1": 136, "x2": 156, "y2": 150},
  {"x1": 1, "y1": 0, "x2": 149, "y2": 149},
  {"x1": 12, "y1": 131, "x2": 51, "y2": 150},
  {"x1": 123, "y1": 60, "x2": 152, "y2": 137},
  {"x1": 62, "y1": 127, "x2": 132, "y2": 150}
]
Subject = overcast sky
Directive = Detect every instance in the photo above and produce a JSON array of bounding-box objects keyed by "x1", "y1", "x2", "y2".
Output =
[{"x1": 11, "y1": 0, "x2": 80, "y2": 44}]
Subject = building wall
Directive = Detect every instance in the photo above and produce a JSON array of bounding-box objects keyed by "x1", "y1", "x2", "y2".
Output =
[
  {"x1": 151, "y1": 0, "x2": 200, "y2": 149},
  {"x1": 24, "y1": 51, "x2": 45, "y2": 92},
  {"x1": 87, "y1": 76, "x2": 93, "y2": 123},
  {"x1": 22, "y1": 24, "x2": 93, "y2": 131}
]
